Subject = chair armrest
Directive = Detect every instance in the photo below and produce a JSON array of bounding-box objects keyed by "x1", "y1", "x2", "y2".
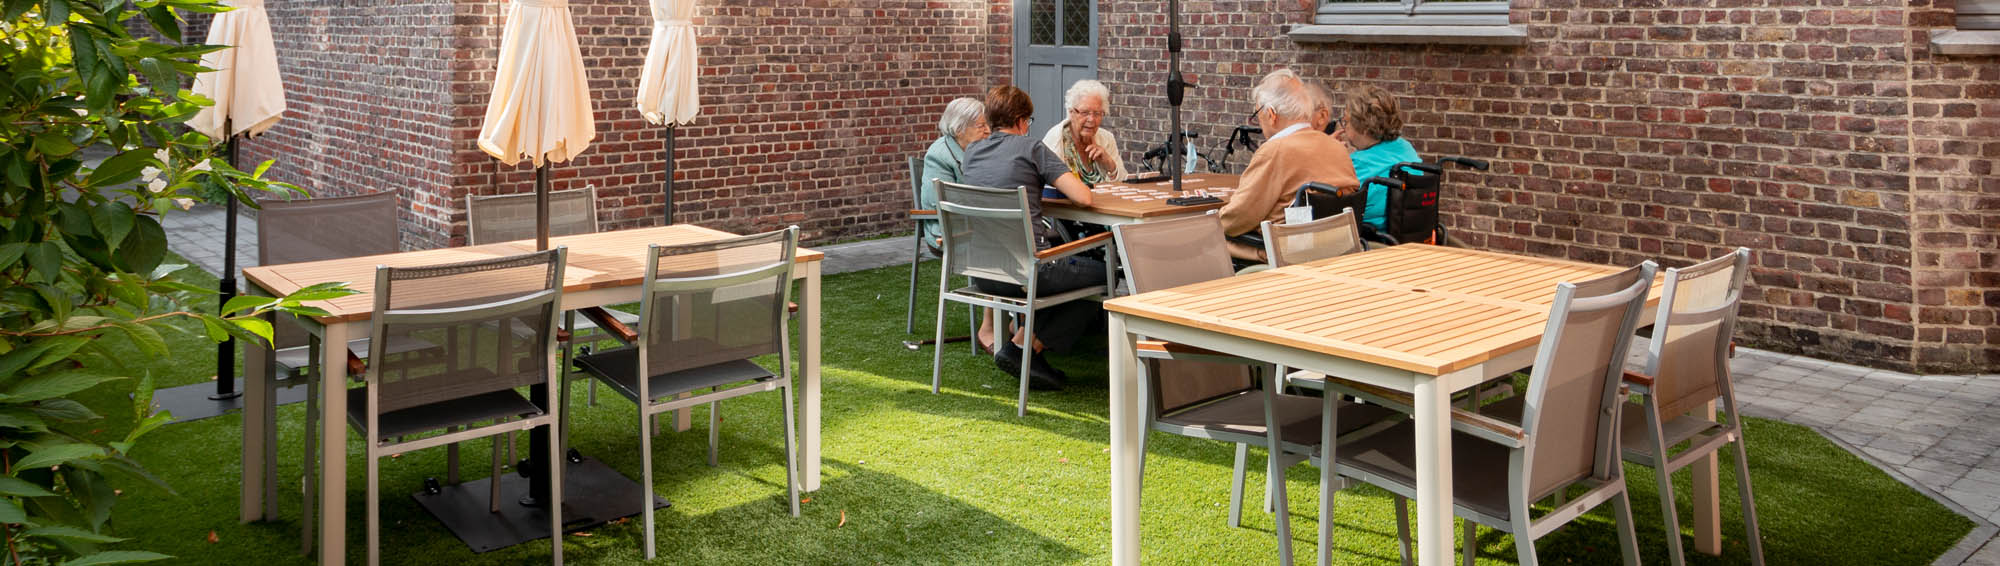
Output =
[
  {"x1": 1320, "y1": 376, "x2": 1526, "y2": 447},
  {"x1": 347, "y1": 351, "x2": 366, "y2": 377},
  {"x1": 555, "y1": 328, "x2": 572, "y2": 342},
  {"x1": 577, "y1": 306, "x2": 639, "y2": 344},
  {"x1": 1621, "y1": 369, "x2": 1654, "y2": 388},
  {"x1": 789, "y1": 301, "x2": 799, "y2": 314},
  {"x1": 1035, "y1": 231, "x2": 1113, "y2": 260},
  {"x1": 910, "y1": 209, "x2": 938, "y2": 219},
  {"x1": 1136, "y1": 340, "x2": 1252, "y2": 364}
]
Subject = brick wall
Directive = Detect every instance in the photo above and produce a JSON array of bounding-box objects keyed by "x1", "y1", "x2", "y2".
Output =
[
  {"x1": 1097, "y1": 0, "x2": 1998, "y2": 372},
  {"x1": 236, "y1": 0, "x2": 1002, "y2": 250}
]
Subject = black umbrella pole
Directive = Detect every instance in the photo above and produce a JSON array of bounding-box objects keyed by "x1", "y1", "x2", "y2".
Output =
[
  {"x1": 535, "y1": 164, "x2": 550, "y2": 251},
  {"x1": 213, "y1": 136, "x2": 243, "y2": 400},
  {"x1": 1167, "y1": 0, "x2": 1184, "y2": 194},
  {"x1": 663, "y1": 127, "x2": 675, "y2": 225},
  {"x1": 525, "y1": 161, "x2": 553, "y2": 508}
]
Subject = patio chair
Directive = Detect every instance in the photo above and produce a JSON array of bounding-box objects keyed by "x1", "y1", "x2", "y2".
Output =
[
  {"x1": 1320, "y1": 261, "x2": 1655, "y2": 566},
  {"x1": 1621, "y1": 247, "x2": 1764, "y2": 566},
  {"x1": 571, "y1": 227, "x2": 803, "y2": 559},
  {"x1": 929, "y1": 180, "x2": 1111, "y2": 417},
  {"x1": 344, "y1": 248, "x2": 569, "y2": 566},
  {"x1": 1112, "y1": 213, "x2": 1399, "y2": 564},
  {"x1": 907, "y1": 156, "x2": 938, "y2": 333},
  {"x1": 1258, "y1": 207, "x2": 1364, "y2": 268}
]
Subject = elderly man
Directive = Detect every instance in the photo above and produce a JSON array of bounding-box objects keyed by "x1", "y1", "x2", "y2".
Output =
[{"x1": 1217, "y1": 69, "x2": 1361, "y2": 261}]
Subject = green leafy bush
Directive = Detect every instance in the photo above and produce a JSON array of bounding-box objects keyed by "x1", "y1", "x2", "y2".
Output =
[{"x1": 1, "y1": 0, "x2": 349, "y2": 563}]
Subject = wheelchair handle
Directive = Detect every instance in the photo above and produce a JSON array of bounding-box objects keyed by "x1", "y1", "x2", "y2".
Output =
[{"x1": 1439, "y1": 156, "x2": 1490, "y2": 171}]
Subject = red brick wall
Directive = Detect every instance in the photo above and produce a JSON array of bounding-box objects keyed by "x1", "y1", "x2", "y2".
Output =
[
  {"x1": 238, "y1": 0, "x2": 1004, "y2": 250},
  {"x1": 1098, "y1": 0, "x2": 1998, "y2": 372}
]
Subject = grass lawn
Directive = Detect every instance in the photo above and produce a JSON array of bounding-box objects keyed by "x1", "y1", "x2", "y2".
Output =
[{"x1": 80, "y1": 253, "x2": 1972, "y2": 565}]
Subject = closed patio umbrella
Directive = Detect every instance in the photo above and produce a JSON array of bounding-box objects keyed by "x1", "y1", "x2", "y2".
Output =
[
  {"x1": 478, "y1": 0, "x2": 596, "y2": 251},
  {"x1": 191, "y1": 0, "x2": 287, "y2": 402},
  {"x1": 635, "y1": 0, "x2": 699, "y2": 224}
]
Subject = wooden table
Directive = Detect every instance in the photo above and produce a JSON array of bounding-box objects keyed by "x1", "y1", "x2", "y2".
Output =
[
  {"x1": 1042, "y1": 173, "x2": 1238, "y2": 225},
  {"x1": 1103, "y1": 244, "x2": 1678, "y2": 565},
  {"x1": 238, "y1": 225, "x2": 826, "y2": 565}
]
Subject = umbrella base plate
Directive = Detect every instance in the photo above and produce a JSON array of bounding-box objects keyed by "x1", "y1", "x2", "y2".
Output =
[{"x1": 413, "y1": 456, "x2": 669, "y2": 553}]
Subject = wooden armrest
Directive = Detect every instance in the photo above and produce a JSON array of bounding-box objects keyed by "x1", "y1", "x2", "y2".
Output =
[
  {"x1": 556, "y1": 328, "x2": 572, "y2": 342},
  {"x1": 346, "y1": 351, "x2": 366, "y2": 376},
  {"x1": 910, "y1": 209, "x2": 938, "y2": 217},
  {"x1": 1622, "y1": 369, "x2": 1654, "y2": 388},
  {"x1": 1035, "y1": 231, "x2": 1113, "y2": 260},
  {"x1": 577, "y1": 307, "x2": 638, "y2": 344},
  {"x1": 1136, "y1": 340, "x2": 1231, "y2": 357},
  {"x1": 788, "y1": 301, "x2": 799, "y2": 314},
  {"x1": 1325, "y1": 377, "x2": 1525, "y2": 445}
]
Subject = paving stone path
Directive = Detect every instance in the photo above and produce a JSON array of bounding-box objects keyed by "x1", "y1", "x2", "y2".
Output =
[{"x1": 163, "y1": 212, "x2": 1998, "y2": 564}]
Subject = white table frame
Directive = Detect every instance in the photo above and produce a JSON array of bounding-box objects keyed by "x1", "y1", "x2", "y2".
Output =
[{"x1": 239, "y1": 239, "x2": 823, "y2": 566}]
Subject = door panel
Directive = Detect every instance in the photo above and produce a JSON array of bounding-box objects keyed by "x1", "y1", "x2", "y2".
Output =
[{"x1": 1014, "y1": 0, "x2": 1097, "y2": 141}]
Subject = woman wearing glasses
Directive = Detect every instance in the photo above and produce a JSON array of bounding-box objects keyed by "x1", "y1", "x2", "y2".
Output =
[{"x1": 1040, "y1": 80, "x2": 1129, "y2": 184}]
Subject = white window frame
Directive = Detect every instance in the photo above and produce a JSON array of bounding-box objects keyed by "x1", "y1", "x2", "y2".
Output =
[
  {"x1": 1933, "y1": 0, "x2": 2000, "y2": 55},
  {"x1": 1289, "y1": 0, "x2": 1526, "y2": 46}
]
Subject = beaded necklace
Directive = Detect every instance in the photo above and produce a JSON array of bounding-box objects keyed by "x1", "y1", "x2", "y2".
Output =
[{"x1": 1060, "y1": 123, "x2": 1105, "y2": 186}]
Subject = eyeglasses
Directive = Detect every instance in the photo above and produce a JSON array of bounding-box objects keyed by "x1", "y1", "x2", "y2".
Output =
[
  {"x1": 1070, "y1": 109, "x2": 1106, "y2": 119},
  {"x1": 1248, "y1": 106, "x2": 1266, "y2": 124}
]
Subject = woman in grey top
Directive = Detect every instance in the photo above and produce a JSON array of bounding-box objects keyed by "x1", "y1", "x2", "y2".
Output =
[{"x1": 957, "y1": 85, "x2": 1101, "y2": 390}]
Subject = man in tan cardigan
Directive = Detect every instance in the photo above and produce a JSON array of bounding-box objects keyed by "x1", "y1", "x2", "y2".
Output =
[{"x1": 1218, "y1": 69, "x2": 1361, "y2": 261}]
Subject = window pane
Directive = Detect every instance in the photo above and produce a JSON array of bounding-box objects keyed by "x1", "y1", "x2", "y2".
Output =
[
  {"x1": 1063, "y1": 0, "x2": 1090, "y2": 46},
  {"x1": 1031, "y1": 0, "x2": 1057, "y2": 45}
]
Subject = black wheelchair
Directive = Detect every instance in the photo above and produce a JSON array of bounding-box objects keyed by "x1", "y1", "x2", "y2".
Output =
[{"x1": 1290, "y1": 156, "x2": 1489, "y2": 247}]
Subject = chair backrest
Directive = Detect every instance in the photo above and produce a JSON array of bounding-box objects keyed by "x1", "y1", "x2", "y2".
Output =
[
  {"x1": 908, "y1": 156, "x2": 926, "y2": 208},
  {"x1": 935, "y1": 180, "x2": 1037, "y2": 286},
  {"x1": 465, "y1": 186, "x2": 600, "y2": 245},
  {"x1": 1259, "y1": 207, "x2": 1363, "y2": 268},
  {"x1": 1517, "y1": 260, "x2": 1656, "y2": 500},
  {"x1": 258, "y1": 191, "x2": 402, "y2": 350},
  {"x1": 637, "y1": 227, "x2": 798, "y2": 380},
  {"x1": 366, "y1": 248, "x2": 565, "y2": 414},
  {"x1": 1111, "y1": 214, "x2": 1252, "y2": 413},
  {"x1": 1290, "y1": 181, "x2": 1368, "y2": 223},
  {"x1": 1645, "y1": 248, "x2": 1750, "y2": 420},
  {"x1": 1384, "y1": 162, "x2": 1443, "y2": 245}
]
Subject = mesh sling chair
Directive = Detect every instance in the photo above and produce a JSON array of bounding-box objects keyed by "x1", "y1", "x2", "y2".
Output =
[
  {"x1": 466, "y1": 186, "x2": 638, "y2": 407},
  {"x1": 1621, "y1": 247, "x2": 1764, "y2": 566},
  {"x1": 930, "y1": 180, "x2": 1111, "y2": 417},
  {"x1": 1258, "y1": 207, "x2": 1365, "y2": 269},
  {"x1": 572, "y1": 227, "x2": 803, "y2": 559},
  {"x1": 1112, "y1": 214, "x2": 1399, "y2": 565},
  {"x1": 345, "y1": 248, "x2": 569, "y2": 566},
  {"x1": 1319, "y1": 261, "x2": 1656, "y2": 566},
  {"x1": 903, "y1": 157, "x2": 978, "y2": 350}
]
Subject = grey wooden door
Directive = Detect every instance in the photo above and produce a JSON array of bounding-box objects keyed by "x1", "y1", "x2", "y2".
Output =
[{"x1": 1014, "y1": 0, "x2": 1097, "y2": 141}]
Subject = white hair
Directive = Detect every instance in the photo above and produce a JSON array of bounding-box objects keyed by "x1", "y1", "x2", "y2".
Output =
[
  {"x1": 1252, "y1": 69, "x2": 1313, "y2": 121},
  {"x1": 938, "y1": 97, "x2": 985, "y2": 137},
  {"x1": 1063, "y1": 80, "x2": 1111, "y2": 112}
]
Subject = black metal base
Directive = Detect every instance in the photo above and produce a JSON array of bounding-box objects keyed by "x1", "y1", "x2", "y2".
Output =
[
  {"x1": 902, "y1": 335, "x2": 972, "y2": 350},
  {"x1": 412, "y1": 456, "x2": 669, "y2": 554},
  {"x1": 152, "y1": 378, "x2": 308, "y2": 424}
]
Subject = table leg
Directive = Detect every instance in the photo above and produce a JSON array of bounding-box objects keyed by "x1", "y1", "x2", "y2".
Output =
[
  {"x1": 240, "y1": 307, "x2": 275, "y2": 523},
  {"x1": 1413, "y1": 375, "x2": 1453, "y2": 566},
  {"x1": 800, "y1": 261, "x2": 822, "y2": 492},
  {"x1": 1108, "y1": 313, "x2": 1142, "y2": 566},
  {"x1": 318, "y1": 322, "x2": 351, "y2": 566},
  {"x1": 1692, "y1": 399, "x2": 1722, "y2": 555}
]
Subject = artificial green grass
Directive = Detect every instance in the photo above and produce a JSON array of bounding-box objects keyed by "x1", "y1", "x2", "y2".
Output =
[{"x1": 79, "y1": 253, "x2": 1972, "y2": 564}]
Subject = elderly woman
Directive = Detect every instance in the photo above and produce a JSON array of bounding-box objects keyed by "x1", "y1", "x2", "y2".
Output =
[
  {"x1": 1334, "y1": 84, "x2": 1421, "y2": 232},
  {"x1": 918, "y1": 97, "x2": 990, "y2": 243},
  {"x1": 1040, "y1": 80, "x2": 1129, "y2": 185},
  {"x1": 961, "y1": 84, "x2": 1098, "y2": 390}
]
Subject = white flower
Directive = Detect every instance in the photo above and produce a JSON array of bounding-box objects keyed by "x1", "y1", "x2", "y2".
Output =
[
  {"x1": 191, "y1": 160, "x2": 213, "y2": 173},
  {"x1": 147, "y1": 177, "x2": 167, "y2": 193},
  {"x1": 173, "y1": 198, "x2": 195, "y2": 210}
]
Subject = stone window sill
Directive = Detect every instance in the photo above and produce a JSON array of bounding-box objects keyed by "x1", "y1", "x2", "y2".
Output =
[
  {"x1": 1931, "y1": 30, "x2": 2000, "y2": 56},
  {"x1": 1288, "y1": 24, "x2": 1528, "y2": 46}
]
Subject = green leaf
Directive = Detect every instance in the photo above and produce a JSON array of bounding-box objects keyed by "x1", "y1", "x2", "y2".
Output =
[
  {"x1": 229, "y1": 317, "x2": 273, "y2": 343},
  {"x1": 24, "y1": 525, "x2": 127, "y2": 544},
  {"x1": 26, "y1": 241, "x2": 63, "y2": 284},
  {"x1": 0, "y1": 408, "x2": 50, "y2": 431},
  {"x1": 84, "y1": 149, "x2": 153, "y2": 190},
  {"x1": 197, "y1": 315, "x2": 229, "y2": 342},
  {"x1": 27, "y1": 398, "x2": 100, "y2": 422},
  {"x1": 0, "y1": 242, "x2": 25, "y2": 270},
  {"x1": 26, "y1": 336, "x2": 91, "y2": 373},
  {"x1": 61, "y1": 550, "x2": 172, "y2": 566},
  {"x1": 121, "y1": 410, "x2": 171, "y2": 447},
  {"x1": 45, "y1": 0, "x2": 69, "y2": 24},
  {"x1": 15, "y1": 442, "x2": 105, "y2": 470},
  {"x1": 0, "y1": 476, "x2": 57, "y2": 497},
  {"x1": 111, "y1": 321, "x2": 167, "y2": 358},
  {"x1": 284, "y1": 281, "x2": 359, "y2": 302},
  {"x1": 113, "y1": 215, "x2": 165, "y2": 274},
  {"x1": 4, "y1": 0, "x2": 34, "y2": 20},
  {"x1": 35, "y1": 131, "x2": 79, "y2": 158},
  {"x1": 220, "y1": 294, "x2": 278, "y2": 316},
  {"x1": 141, "y1": 5, "x2": 179, "y2": 43},
  {"x1": 57, "y1": 201, "x2": 96, "y2": 236},
  {"x1": 0, "y1": 499, "x2": 23, "y2": 524},
  {"x1": 3, "y1": 371, "x2": 125, "y2": 402},
  {"x1": 137, "y1": 57, "x2": 177, "y2": 98}
]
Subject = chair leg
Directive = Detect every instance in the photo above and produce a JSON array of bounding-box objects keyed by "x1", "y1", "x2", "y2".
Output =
[
  {"x1": 782, "y1": 382, "x2": 801, "y2": 517},
  {"x1": 1394, "y1": 497, "x2": 1413, "y2": 566},
  {"x1": 907, "y1": 233, "x2": 922, "y2": 334},
  {"x1": 547, "y1": 417, "x2": 566, "y2": 566},
  {"x1": 1318, "y1": 391, "x2": 1339, "y2": 566},
  {"x1": 966, "y1": 304, "x2": 977, "y2": 355},
  {"x1": 1647, "y1": 410, "x2": 1688, "y2": 566},
  {"x1": 1731, "y1": 426, "x2": 1767, "y2": 566},
  {"x1": 1612, "y1": 487, "x2": 1642, "y2": 566},
  {"x1": 301, "y1": 340, "x2": 320, "y2": 555},
  {"x1": 366, "y1": 449, "x2": 380, "y2": 566},
  {"x1": 931, "y1": 283, "x2": 950, "y2": 395},
  {"x1": 491, "y1": 427, "x2": 504, "y2": 513},
  {"x1": 639, "y1": 407, "x2": 657, "y2": 560},
  {"x1": 1512, "y1": 515, "x2": 1538, "y2": 566},
  {"x1": 707, "y1": 399, "x2": 720, "y2": 467},
  {"x1": 1461, "y1": 518, "x2": 1477, "y2": 566},
  {"x1": 1229, "y1": 443, "x2": 1249, "y2": 528},
  {"x1": 1261, "y1": 371, "x2": 1294, "y2": 566},
  {"x1": 1016, "y1": 309, "x2": 1033, "y2": 417}
]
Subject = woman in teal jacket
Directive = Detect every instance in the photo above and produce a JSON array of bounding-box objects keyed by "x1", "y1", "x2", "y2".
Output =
[
  {"x1": 918, "y1": 97, "x2": 991, "y2": 243},
  {"x1": 1335, "y1": 84, "x2": 1420, "y2": 232}
]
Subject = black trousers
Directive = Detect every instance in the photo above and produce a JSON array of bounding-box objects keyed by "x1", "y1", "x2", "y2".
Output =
[{"x1": 971, "y1": 255, "x2": 1107, "y2": 353}]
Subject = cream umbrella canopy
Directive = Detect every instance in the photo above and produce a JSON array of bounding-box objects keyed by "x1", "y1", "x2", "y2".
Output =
[
  {"x1": 189, "y1": 0, "x2": 287, "y2": 402},
  {"x1": 478, "y1": 0, "x2": 596, "y2": 251},
  {"x1": 635, "y1": 0, "x2": 698, "y2": 223}
]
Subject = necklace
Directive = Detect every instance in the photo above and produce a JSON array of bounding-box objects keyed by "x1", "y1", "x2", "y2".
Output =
[{"x1": 1062, "y1": 124, "x2": 1104, "y2": 185}]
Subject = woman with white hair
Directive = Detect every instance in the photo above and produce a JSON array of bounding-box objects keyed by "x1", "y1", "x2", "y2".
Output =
[
  {"x1": 1040, "y1": 80, "x2": 1129, "y2": 185},
  {"x1": 918, "y1": 97, "x2": 990, "y2": 243}
]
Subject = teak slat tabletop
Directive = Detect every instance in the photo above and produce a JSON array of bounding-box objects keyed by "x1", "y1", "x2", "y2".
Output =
[
  {"x1": 242, "y1": 225, "x2": 824, "y2": 324},
  {"x1": 1104, "y1": 244, "x2": 1664, "y2": 375},
  {"x1": 1043, "y1": 173, "x2": 1239, "y2": 219}
]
